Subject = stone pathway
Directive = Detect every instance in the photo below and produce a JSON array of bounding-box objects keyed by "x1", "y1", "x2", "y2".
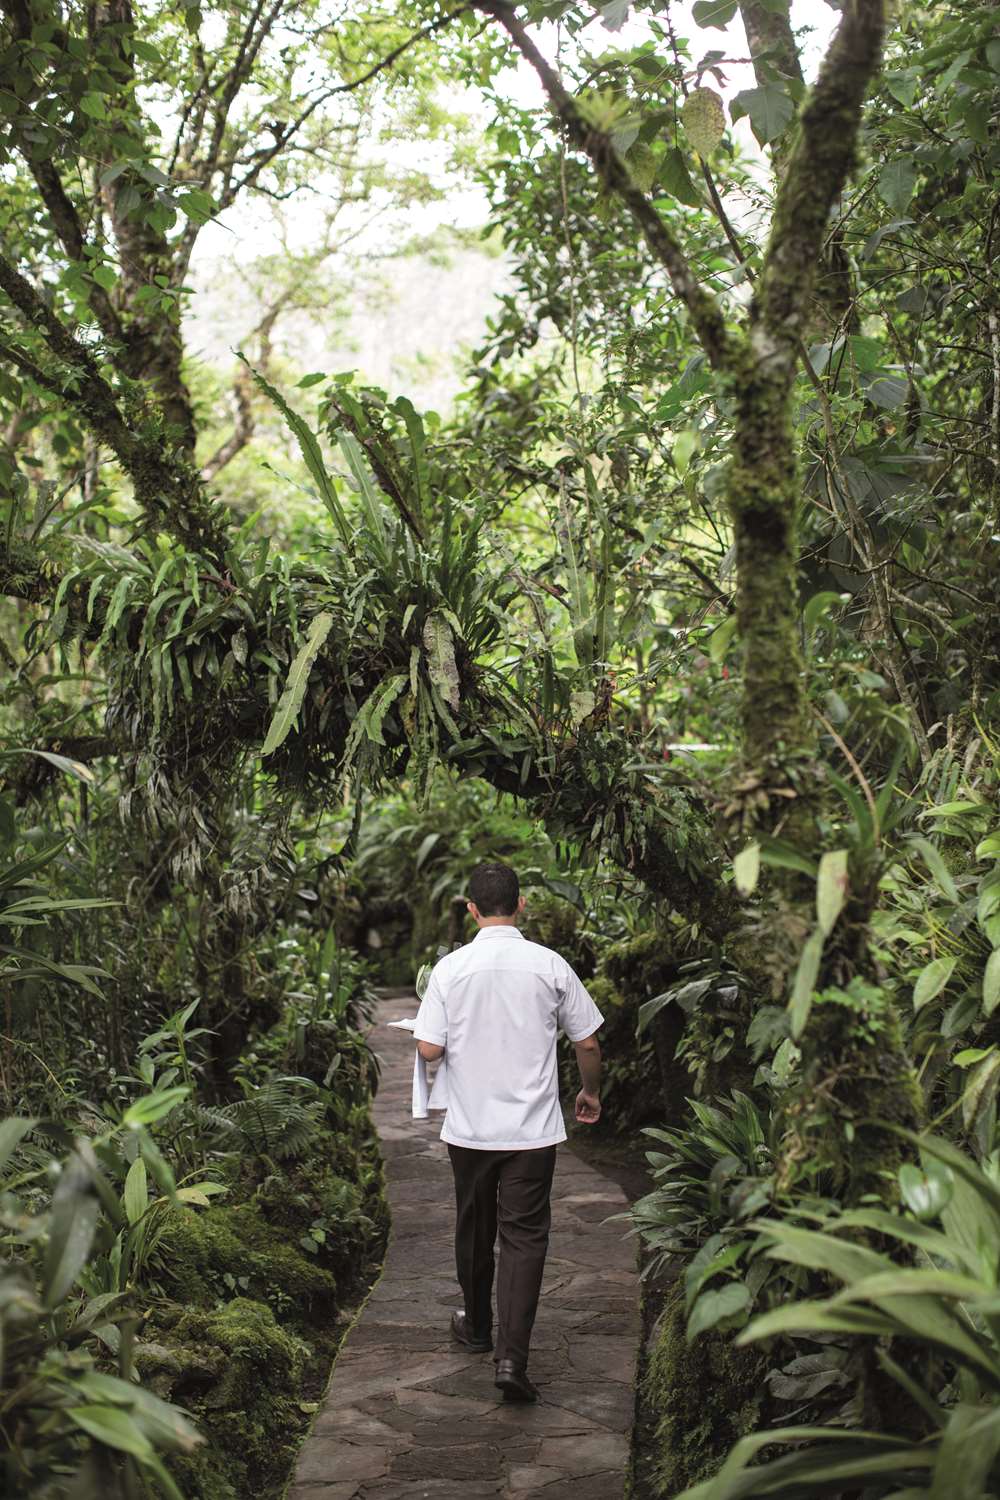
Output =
[{"x1": 287, "y1": 994, "x2": 641, "y2": 1500}]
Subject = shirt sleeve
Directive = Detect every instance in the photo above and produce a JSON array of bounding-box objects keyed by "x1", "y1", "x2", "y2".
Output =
[
  {"x1": 412, "y1": 963, "x2": 448, "y2": 1046},
  {"x1": 556, "y1": 963, "x2": 605, "y2": 1042}
]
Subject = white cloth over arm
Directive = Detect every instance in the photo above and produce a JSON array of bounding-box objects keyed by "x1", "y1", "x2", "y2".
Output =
[{"x1": 386, "y1": 1016, "x2": 449, "y2": 1118}]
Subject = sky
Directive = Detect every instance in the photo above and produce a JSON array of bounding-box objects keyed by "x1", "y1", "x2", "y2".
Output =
[{"x1": 188, "y1": 1, "x2": 842, "y2": 411}]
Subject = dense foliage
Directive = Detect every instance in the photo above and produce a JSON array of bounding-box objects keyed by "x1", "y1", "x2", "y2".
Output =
[{"x1": 2, "y1": 0, "x2": 999, "y2": 1494}]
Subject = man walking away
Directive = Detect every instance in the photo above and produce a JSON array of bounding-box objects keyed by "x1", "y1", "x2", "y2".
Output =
[{"x1": 412, "y1": 861, "x2": 604, "y2": 1403}]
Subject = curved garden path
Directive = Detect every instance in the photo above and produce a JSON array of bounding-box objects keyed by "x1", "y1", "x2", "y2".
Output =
[{"x1": 287, "y1": 993, "x2": 641, "y2": 1500}]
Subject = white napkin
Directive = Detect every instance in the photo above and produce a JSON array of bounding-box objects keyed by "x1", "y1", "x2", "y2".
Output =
[{"x1": 386, "y1": 1017, "x2": 449, "y2": 1118}]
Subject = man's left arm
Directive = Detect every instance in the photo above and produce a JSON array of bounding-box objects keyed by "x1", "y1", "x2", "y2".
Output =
[{"x1": 413, "y1": 967, "x2": 447, "y2": 1061}]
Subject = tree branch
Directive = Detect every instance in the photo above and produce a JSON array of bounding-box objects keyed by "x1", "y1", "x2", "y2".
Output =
[
  {"x1": 0, "y1": 254, "x2": 230, "y2": 561},
  {"x1": 755, "y1": 0, "x2": 886, "y2": 378},
  {"x1": 206, "y1": 6, "x2": 469, "y2": 223},
  {"x1": 27, "y1": 162, "x2": 126, "y2": 345},
  {"x1": 471, "y1": 0, "x2": 732, "y2": 370},
  {"x1": 738, "y1": 0, "x2": 804, "y2": 90},
  {"x1": 201, "y1": 363, "x2": 255, "y2": 482},
  {"x1": 0, "y1": 0, "x2": 126, "y2": 345}
]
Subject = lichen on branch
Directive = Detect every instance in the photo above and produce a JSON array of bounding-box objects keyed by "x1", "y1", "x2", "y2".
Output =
[{"x1": 0, "y1": 252, "x2": 231, "y2": 563}]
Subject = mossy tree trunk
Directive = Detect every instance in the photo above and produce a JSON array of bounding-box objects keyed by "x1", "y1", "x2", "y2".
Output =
[
  {"x1": 483, "y1": 0, "x2": 923, "y2": 1191},
  {"x1": 722, "y1": 0, "x2": 924, "y2": 1189}
]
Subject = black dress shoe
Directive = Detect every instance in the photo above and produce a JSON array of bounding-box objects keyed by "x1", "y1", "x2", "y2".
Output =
[
  {"x1": 494, "y1": 1358, "x2": 539, "y2": 1402},
  {"x1": 450, "y1": 1310, "x2": 492, "y2": 1351}
]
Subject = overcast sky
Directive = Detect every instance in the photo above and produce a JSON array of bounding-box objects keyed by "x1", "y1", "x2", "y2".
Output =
[{"x1": 189, "y1": 1, "x2": 841, "y2": 410}]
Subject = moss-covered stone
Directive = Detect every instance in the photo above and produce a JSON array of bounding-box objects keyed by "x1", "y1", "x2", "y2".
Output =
[
  {"x1": 156, "y1": 1200, "x2": 337, "y2": 1314},
  {"x1": 253, "y1": 1159, "x2": 383, "y2": 1287},
  {"x1": 161, "y1": 1298, "x2": 310, "y2": 1499},
  {"x1": 641, "y1": 1286, "x2": 769, "y2": 1495}
]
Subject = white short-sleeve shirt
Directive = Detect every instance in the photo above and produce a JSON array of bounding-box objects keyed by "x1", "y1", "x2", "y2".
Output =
[{"x1": 412, "y1": 925, "x2": 604, "y2": 1151}]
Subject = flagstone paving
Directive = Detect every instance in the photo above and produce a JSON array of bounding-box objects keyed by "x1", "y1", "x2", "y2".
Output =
[{"x1": 287, "y1": 994, "x2": 641, "y2": 1499}]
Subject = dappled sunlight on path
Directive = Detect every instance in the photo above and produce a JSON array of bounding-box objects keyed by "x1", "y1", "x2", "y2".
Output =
[{"x1": 287, "y1": 994, "x2": 640, "y2": 1499}]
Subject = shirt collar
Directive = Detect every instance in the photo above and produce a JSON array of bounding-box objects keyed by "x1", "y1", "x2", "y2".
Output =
[{"x1": 473, "y1": 926, "x2": 525, "y2": 941}]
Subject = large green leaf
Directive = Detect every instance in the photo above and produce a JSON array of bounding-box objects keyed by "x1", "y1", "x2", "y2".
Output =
[
  {"x1": 754, "y1": 1222, "x2": 888, "y2": 1284},
  {"x1": 687, "y1": 1281, "x2": 750, "y2": 1340},
  {"x1": 68, "y1": 1404, "x2": 155, "y2": 1459},
  {"x1": 898, "y1": 1160, "x2": 954, "y2": 1221},
  {"x1": 74, "y1": 1370, "x2": 203, "y2": 1454},
  {"x1": 878, "y1": 156, "x2": 918, "y2": 214},
  {"x1": 122, "y1": 1088, "x2": 190, "y2": 1128},
  {"x1": 393, "y1": 395, "x2": 429, "y2": 520},
  {"x1": 913, "y1": 955, "x2": 957, "y2": 1011},
  {"x1": 423, "y1": 614, "x2": 460, "y2": 711},
  {"x1": 984, "y1": 949, "x2": 1000, "y2": 1015},
  {"x1": 691, "y1": 0, "x2": 737, "y2": 27},
  {"x1": 882, "y1": 1129, "x2": 1000, "y2": 1250},
  {"x1": 834, "y1": 1206, "x2": 971, "y2": 1272},
  {"x1": 929, "y1": 1402, "x2": 1000, "y2": 1500},
  {"x1": 674, "y1": 1427, "x2": 925, "y2": 1500},
  {"x1": 659, "y1": 147, "x2": 701, "y2": 206},
  {"x1": 1, "y1": 747, "x2": 95, "y2": 783},
  {"x1": 123, "y1": 1156, "x2": 148, "y2": 1226},
  {"x1": 962, "y1": 1050, "x2": 1000, "y2": 1133},
  {"x1": 261, "y1": 611, "x2": 334, "y2": 757},
  {"x1": 43, "y1": 1152, "x2": 101, "y2": 1308},
  {"x1": 338, "y1": 431, "x2": 388, "y2": 551},
  {"x1": 739, "y1": 1300, "x2": 897, "y2": 1343},
  {"x1": 241, "y1": 361, "x2": 352, "y2": 545},
  {"x1": 865, "y1": 1292, "x2": 1000, "y2": 1386},
  {"x1": 0, "y1": 1115, "x2": 37, "y2": 1176},
  {"x1": 731, "y1": 84, "x2": 796, "y2": 146},
  {"x1": 830, "y1": 1267, "x2": 987, "y2": 1304},
  {"x1": 788, "y1": 928, "x2": 824, "y2": 1038},
  {"x1": 733, "y1": 843, "x2": 760, "y2": 896},
  {"x1": 816, "y1": 849, "x2": 848, "y2": 936}
]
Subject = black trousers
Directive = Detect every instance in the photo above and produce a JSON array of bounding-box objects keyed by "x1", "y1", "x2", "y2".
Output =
[{"x1": 447, "y1": 1142, "x2": 557, "y2": 1368}]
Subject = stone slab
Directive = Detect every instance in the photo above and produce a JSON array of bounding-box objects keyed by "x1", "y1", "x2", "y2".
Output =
[{"x1": 286, "y1": 995, "x2": 640, "y2": 1500}]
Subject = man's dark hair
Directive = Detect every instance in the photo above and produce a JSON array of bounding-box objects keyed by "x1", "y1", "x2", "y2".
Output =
[{"x1": 468, "y1": 862, "x2": 519, "y2": 917}]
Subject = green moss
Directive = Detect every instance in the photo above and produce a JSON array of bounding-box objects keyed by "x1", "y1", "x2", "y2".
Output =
[
  {"x1": 724, "y1": 340, "x2": 813, "y2": 790},
  {"x1": 642, "y1": 1287, "x2": 768, "y2": 1495},
  {"x1": 163, "y1": 1299, "x2": 310, "y2": 1499},
  {"x1": 253, "y1": 1159, "x2": 384, "y2": 1286},
  {"x1": 586, "y1": 974, "x2": 627, "y2": 1013},
  {"x1": 778, "y1": 981, "x2": 923, "y2": 1202},
  {"x1": 521, "y1": 892, "x2": 595, "y2": 976},
  {"x1": 157, "y1": 1200, "x2": 337, "y2": 1315},
  {"x1": 603, "y1": 928, "x2": 678, "y2": 998},
  {"x1": 147, "y1": 1136, "x2": 389, "y2": 1499},
  {"x1": 559, "y1": 931, "x2": 686, "y2": 1133}
]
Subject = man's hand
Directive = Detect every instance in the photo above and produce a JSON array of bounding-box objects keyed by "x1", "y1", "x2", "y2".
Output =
[{"x1": 575, "y1": 1089, "x2": 601, "y2": 1124}]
